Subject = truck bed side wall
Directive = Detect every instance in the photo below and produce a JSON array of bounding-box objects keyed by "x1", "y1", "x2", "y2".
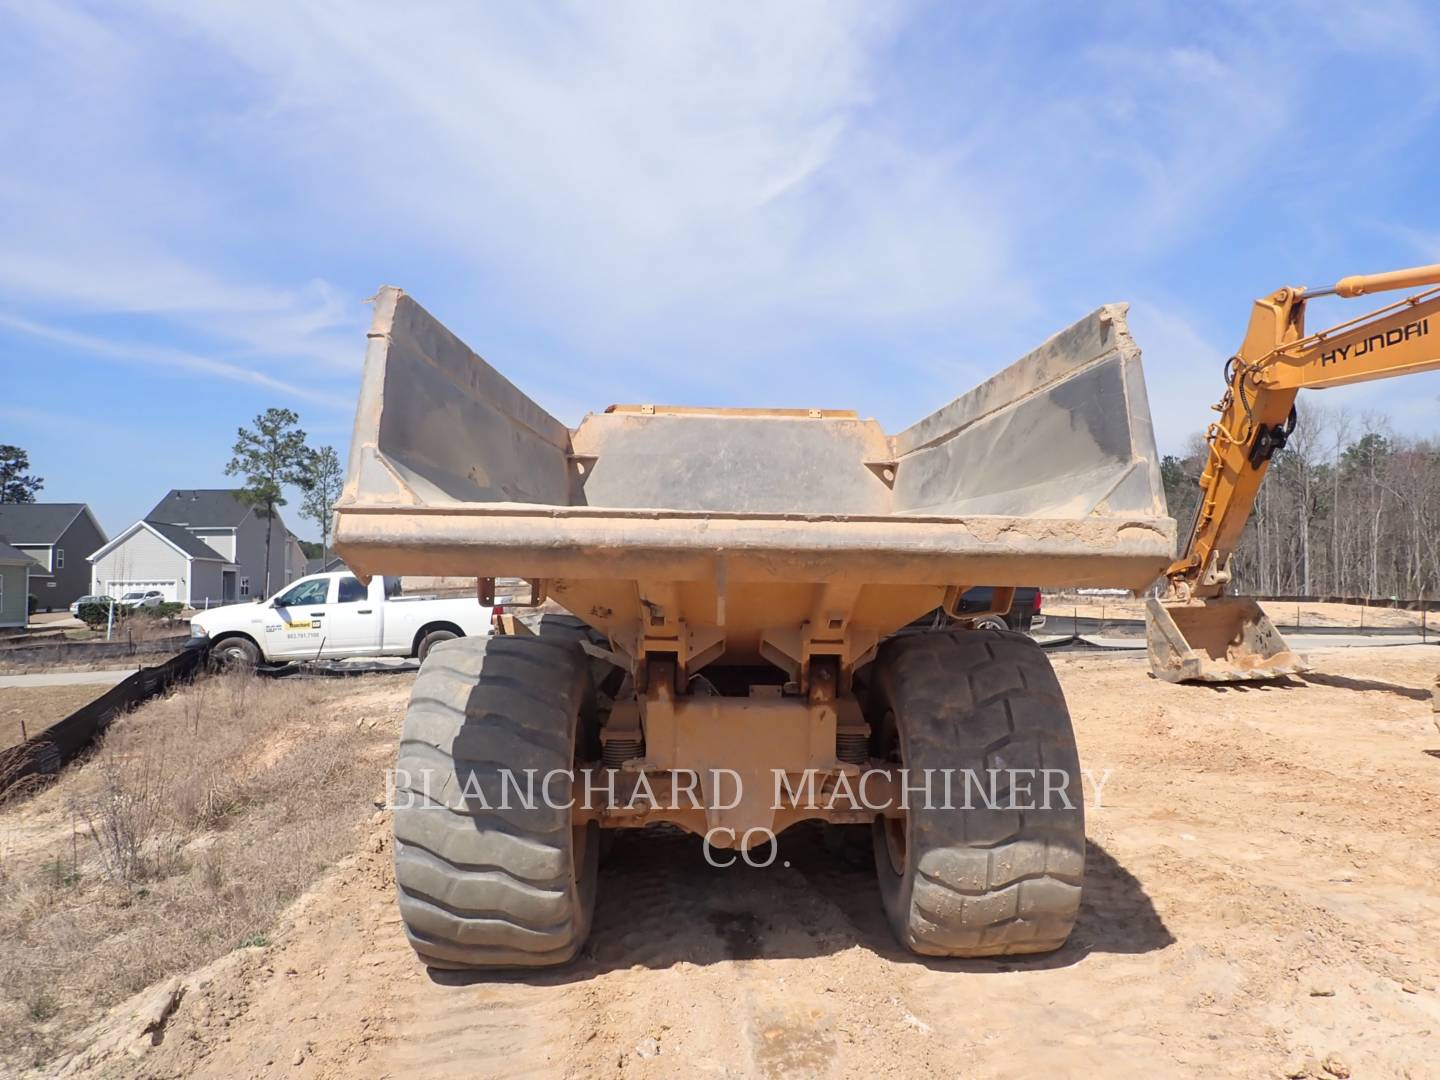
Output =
[
  {"x1": 343, "y1": 287, "x2": 572, "y2": 509},
  {"x1": 890, "y1": 303, "x2": 1166, "y2": 520}
]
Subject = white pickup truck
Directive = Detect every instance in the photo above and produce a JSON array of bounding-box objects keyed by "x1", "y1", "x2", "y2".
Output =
[{"x1": 191, "y1": 571, "x2": 492, "y2": 666}]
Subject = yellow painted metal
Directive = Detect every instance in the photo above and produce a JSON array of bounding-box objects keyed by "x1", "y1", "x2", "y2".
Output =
[
  {"x1": 1332, "y1": 262, "x2": 1440, "y2": 298},
  {"x1": 1155, "y1": 262, "x2": 1440, "y2": 682},
  {"x1": 1168, "y1": 267, "x2": 1440, "y2": 598}
]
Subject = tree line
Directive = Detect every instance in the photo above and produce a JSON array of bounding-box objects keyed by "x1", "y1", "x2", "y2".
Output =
[
  {"x1": 1163, "y1": 404, "x2": 1440, "y2": 600},
  {"x1": 13, "y1": 403, "x2": 1437, "y2": 602}
]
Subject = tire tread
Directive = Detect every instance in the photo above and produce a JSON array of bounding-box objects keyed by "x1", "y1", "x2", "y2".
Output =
[{"x1": 874, "y1": 629, "x2": 1085, "y2": 958}]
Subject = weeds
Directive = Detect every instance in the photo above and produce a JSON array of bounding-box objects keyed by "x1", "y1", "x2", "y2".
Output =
[
  {"x1": 71, "y1": 753, "x2": 183, "y2": 885},
  {"x1": 41, "y1": 856, "x2": 79, "y2": 889},
  {"x1": 26, "y1": 990, "x2": 58, "y2": 1023},
  {"x1": 0, "y1": 667, "x2": 405, "y2": 1069}
]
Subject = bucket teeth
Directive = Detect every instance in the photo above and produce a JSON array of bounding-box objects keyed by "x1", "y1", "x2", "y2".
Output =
[{"x1": 1145, "y1": 597, "x2": 1309, "y2": 684}]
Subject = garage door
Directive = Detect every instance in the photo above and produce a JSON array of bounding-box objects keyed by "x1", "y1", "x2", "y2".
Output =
[{"x1": 104, "y1": 579, "x2": 179, "y2": 602}]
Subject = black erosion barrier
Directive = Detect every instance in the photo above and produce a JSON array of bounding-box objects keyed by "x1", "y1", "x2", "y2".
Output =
[
  {"x1": 0, "y1": 643, "x2": 210, "y2": 800},
  {"x1": 0, "y1": 632, "x2": 192, "y2": 671}
]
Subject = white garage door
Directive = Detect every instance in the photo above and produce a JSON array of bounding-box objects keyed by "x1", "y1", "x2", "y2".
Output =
[{"x1": 105, "y1": 579, "x2": 179, "y2": 602}]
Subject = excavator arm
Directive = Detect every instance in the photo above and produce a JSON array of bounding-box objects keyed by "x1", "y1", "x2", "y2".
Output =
[{"x1": 1147, "y1": 263, "x2": 1440, "y2": 682}]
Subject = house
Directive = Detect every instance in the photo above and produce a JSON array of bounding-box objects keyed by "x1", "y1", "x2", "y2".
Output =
[
  {"x1": 0, "y1": 539, "x2": 32, "y2": 627},
  {"x1": 0, "y1": 503, "x2": 107, "y2": 611},
  {"x1": 88, "y1": 521, "x2": 229, "y2": 606},
  {"x1": 88, "y1": 489, "x2": 300, "y2": 607},
  {"x1": 306, "y1": 555, "x2": 347, "y2": 575},
  {"x1": 285, "y1": 532, "x2": 308, "y2": 583}
]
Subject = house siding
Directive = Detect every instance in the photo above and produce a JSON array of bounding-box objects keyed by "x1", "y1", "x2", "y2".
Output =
[
  {"x1": 91, "y1": 529, "x2": 189, "y2": 600},
  {"x1": 50, "y1": 511, "x2": 107, "y2": 610},
  {"x1": 16, "y1": 545, "x2": 49, "y2": 574},
  {"x1": 285, "y1": 537, "x2": 307, "y2": 583},
  {"x1": 189, "y1": 528, "x2": 237, "y2": 561},
  {"x1": 188, "y1": 560, "x2": 226, "y2": 608},
  {"x1": 233, "y1": 511, "x2": 292, "y2": 601},
  {"x1": 0, "y1": 564, "x2": 27, "y2": 626}
]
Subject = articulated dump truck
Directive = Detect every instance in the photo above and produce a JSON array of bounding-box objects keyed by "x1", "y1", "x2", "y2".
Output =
[{"x1": 334, "y1": 288, "x2": 1180, "y2": 968}]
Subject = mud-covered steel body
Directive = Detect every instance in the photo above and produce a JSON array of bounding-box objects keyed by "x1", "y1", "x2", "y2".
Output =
[{"x1": 334, "y1": 286, "x2": 1175, "y2": 674}]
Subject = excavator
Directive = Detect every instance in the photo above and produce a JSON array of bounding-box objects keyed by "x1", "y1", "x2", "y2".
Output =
[{"x1": 1147, "y1": 262, "x2": 1440, "y2": 682}]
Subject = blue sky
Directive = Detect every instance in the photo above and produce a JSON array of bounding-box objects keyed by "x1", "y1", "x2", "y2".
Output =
[{"x1": 2, "y1": 1, "x2": 1438, "y2": 540}]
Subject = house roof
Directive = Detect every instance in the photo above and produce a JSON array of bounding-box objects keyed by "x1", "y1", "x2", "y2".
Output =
[
  {"x1": 88, "y1": 519, "x2": 228, "y2": 564},
  {"x1": 147, "y1": 489, "x2": 254, "y2": 528},
  {"x1": 0, "y1": 538, "x2": 32, "y2": 565},
  {"x1": 0, "y1": 503, "x2": 89, "y2": 544},
  {"x1": 146, "y1": 521, "x2": 229, "y2": 560},
  {"x1": 306, "y1": 556, "x2": 347, "y2": 574}
]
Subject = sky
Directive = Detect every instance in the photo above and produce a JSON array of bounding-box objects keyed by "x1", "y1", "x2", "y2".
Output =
[{"x1": 2, "y1": 0, "x2": 1439, "y2": 541}]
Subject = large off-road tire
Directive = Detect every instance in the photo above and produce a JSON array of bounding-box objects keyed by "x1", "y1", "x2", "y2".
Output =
[
  {"x1": 869, "y1": 629, "x2": 1085, "y2": 957},
  {"x1": 393, "y1": 634, "x2": 599, "y2": 969}
]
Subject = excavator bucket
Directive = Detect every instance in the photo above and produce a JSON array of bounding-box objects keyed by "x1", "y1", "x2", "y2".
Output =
[{"x1": 1145, "y1": 597, "x2": 1309, "y2": 683}]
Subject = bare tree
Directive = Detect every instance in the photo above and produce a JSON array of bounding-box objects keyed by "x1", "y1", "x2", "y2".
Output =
[
  {"x1": 300, "y1": 446, "x2": 344, "y2": 565},
  {"x1": 1165, "y1": 408, "x2": 1439, "y2": 601}
]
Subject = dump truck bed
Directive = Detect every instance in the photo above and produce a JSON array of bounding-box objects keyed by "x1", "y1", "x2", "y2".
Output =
[{"x1": 334, "y1": 288, "x2": 1176, "y2": 597}]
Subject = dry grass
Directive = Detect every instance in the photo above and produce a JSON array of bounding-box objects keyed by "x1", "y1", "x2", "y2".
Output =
[
  {"x1": 0, "y1": 685, "x2": 109, "y2": 752},
  {"x1": 0, "y1": 667, "x2": 409, "y2": 1070}
]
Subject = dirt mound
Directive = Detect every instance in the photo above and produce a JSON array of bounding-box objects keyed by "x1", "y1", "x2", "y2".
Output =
[{"x1": 30, "y1": 645, "x2": 1440, "y2": 1078}]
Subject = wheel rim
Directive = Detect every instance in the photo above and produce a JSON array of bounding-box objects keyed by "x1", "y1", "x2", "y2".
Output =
[
  {"x1": 572, "y1": 821, "x2": 591, "y2": 882},
  {"x1": 883, "y1": 813, "x2": 908, "y2": 876},
  {"x1": 880, "y1": 707, "x2": 908, "y2": 875}
]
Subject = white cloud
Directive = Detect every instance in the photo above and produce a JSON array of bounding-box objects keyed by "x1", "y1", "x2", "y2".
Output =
[
  {"x1": 138, "y1": 0, "x2": 1020, "y2": 352},
  {"x1": 0, "y1": 0, "x2": 1437, "y2": 442},
  {"x1": 0, "y1": 312, "x2": 340, "y2": 405},
  {"x1": 0, "y1": 5, "x2": 360, "y2": 375}
]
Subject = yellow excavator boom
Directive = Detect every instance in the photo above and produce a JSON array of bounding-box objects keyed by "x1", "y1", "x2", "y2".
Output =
[{"x1": 1148, "y1": 263, "x2": 1440, "y2": 682}]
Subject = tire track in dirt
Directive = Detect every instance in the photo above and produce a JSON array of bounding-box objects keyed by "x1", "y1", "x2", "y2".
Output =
[{"x1": 41, "y1": 646, "x2": 1440, "y2": 1079}]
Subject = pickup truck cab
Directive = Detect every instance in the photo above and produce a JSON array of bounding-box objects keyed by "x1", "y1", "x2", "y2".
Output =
[{"x1": 191, "y1": 571, "x2": 492, "y2": 666}]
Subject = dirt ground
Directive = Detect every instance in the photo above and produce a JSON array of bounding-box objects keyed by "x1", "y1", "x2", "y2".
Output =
[
  {"x1": 23, "y1": 645, "x2": 1440, "y2": 1079},
  {"x1": 1052, "y1": 593, "x2": 1433, "y2": 630},
  {"x1": 0, "y1": 685, "x2": 105, "y2": 751}
]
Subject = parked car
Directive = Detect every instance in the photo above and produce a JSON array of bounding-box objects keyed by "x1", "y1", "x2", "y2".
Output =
[
  {"x1": 190, "y1": 571, "x2": 493, "y2": 666},
  {"x1": 70, "y1": 594, "x2": 116, "y2": 616},
  {"x1": 953, "y1": 586, "x2": 1045, "y2": 631},
  {"x1": 903, "y1": 587, "x2": 1045, "y2": 635},
  {"x1": 118, "y1": 590, "x2": 165, "y2": 609}
]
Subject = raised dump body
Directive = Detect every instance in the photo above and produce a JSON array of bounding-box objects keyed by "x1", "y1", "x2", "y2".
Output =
[
  {"x1": 336, "y1": 288, "x2": 1174, "y2": 651},
  {"x1": 334, "y1": 287, "x2": 1177, "y2": 970}
]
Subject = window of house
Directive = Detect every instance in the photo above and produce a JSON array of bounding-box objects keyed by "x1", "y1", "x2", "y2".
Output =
[
  {"x1": 240, "y1": 577, "x2": 250, "y2": 597},
  {"x1": 338, "y1": 576, "x2": 367, "y2": 603},
  {"x1": 56, "y1": 548, "x2": 64, "y2": 569}
]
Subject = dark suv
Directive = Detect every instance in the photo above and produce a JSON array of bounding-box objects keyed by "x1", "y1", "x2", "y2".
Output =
[{"x1": 949, "y1": 586, "x2": 1045, "y2": 632}]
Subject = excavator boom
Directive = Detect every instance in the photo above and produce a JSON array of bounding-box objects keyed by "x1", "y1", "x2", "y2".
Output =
[{"x1": 1148, "y1": 263, "x2": 1440, "y2": 683}]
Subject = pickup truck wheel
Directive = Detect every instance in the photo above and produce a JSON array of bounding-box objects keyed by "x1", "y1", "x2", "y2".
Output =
[
  {"x1": 869, "y1": 630, "x2": 1085, "y2": 957},
  {"x1": 415, "y1": 628, "x2": 458, "y2": 663},
  {"x1": 213, "y1": 636, "x2": 260, "y2": 668},
  {"x1": 393, "y1": 634, "x2": 599, "y2": 969},
  {"x1": 970, "y1": 614, "x2": 1010, "y2": 632}
]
